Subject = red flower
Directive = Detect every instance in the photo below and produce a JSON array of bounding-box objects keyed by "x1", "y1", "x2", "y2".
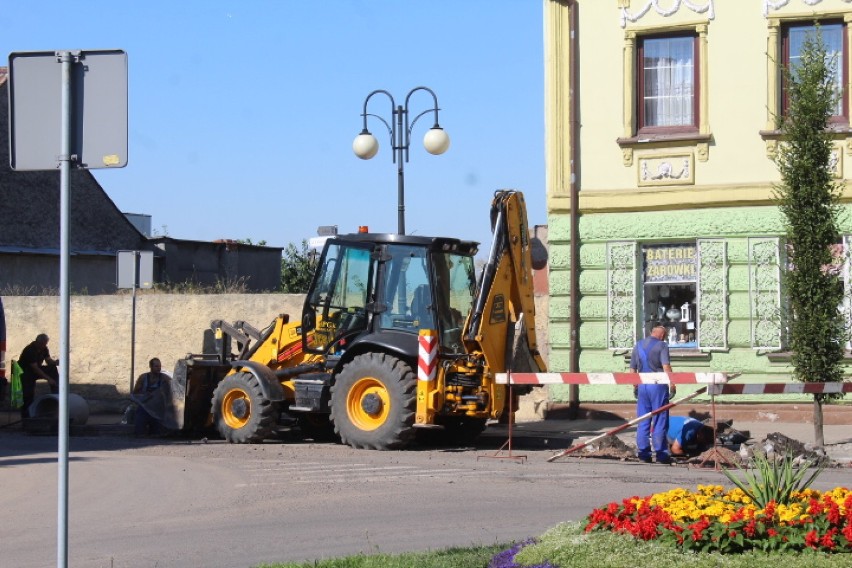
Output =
[
  {"x1": 827, "y1": 503, "x2": 841, "y2": 525},
  {"x1": 820, "y1": 529, "x2": 837, "y2": 550},
  {"x1": 807, "y1": 499, "x2": 823, "y2": 515},
  {"x1": 805, "y1": 530, "x2": 819, "y2": 549},
  {"x1": 767, "y1": 528, "x2": 778, "y2": 537},
  {"x1": 689, "y1": 518, "x2": 711, "y2": 542}
]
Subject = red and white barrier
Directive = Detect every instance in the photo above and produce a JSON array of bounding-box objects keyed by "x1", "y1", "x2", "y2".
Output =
[
  {"x1": 709, "y1": 382, "x2": 852, "y2": 395},
  {"x1": 417, "y1": 330, "x2": 437, "y2": 382},
  {"x1": 496, "y1": 372, "x2": 729, "y2": 385}
]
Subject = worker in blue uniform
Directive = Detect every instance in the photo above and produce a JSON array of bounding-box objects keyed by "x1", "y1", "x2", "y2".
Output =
[
  {"x1": 630, "y1": 325, "x2": 674, "y2": 464},
  {"x1": 667, "y1": 416, "x2": 715, "y2": 457}
]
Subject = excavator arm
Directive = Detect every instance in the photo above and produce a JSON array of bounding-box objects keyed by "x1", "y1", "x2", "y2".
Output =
[{"x1": 464, "y1": 190, "x2": 547, "y2": 376}]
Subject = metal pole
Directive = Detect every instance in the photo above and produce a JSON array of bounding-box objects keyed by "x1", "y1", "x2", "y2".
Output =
[
  {"x1": 395, "y1": 104, "x2": 406, "y2": 235},
  {"x1": 56, "y1": 49, "x2": 73, "y2": 568},
  {"x1": 129, "y1": 252, "x2": 137, "y2": 393}
]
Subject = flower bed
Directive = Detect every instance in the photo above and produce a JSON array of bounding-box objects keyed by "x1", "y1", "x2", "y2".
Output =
[{"x1": 585, "y1": 485, "x2": 852, "y2": 553}]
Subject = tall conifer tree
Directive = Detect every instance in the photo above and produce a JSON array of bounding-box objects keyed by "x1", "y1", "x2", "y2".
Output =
[{"x1": 774, "y1": 27, "x2": 846, "y2": 446}]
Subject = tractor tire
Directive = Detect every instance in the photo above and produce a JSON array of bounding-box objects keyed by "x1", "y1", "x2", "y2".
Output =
[
  {"x1": 330, "y1": 353, "x2": 416, "y2": 450},
  {"x1": 211, "y1": 372, "x2": 277, "y2": 443}
]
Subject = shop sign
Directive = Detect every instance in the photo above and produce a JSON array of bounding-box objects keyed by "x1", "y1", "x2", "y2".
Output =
[{"x1": 643, "y1": 244, "x2": 696, "y2": 283}]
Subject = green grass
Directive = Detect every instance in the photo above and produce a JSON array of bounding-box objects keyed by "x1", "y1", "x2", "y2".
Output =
[
  {"x1": 258, "y1": 523, "x2": 852, "y2": 568},
  {"x1": 256, "y1": 543, "x2": 506, "y2": 568}
]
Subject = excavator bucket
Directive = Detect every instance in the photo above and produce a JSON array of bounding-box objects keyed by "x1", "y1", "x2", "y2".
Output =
[{"x1": 163, "y1": 357, "x2": 231, "y2": 432}]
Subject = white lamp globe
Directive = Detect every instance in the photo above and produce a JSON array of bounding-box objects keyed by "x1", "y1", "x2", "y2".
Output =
[
  {"x1": 353, "y1": 132, "x2": 379, "y2": 159},
  {"x1": 423, "y1": 127, "x2": 450, "y2": 155}
]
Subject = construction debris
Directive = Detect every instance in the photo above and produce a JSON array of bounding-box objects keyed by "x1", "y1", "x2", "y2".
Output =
[
  {"x1": 737, "y1": 432, "x2": 833, "y2": 467},
  {"x1": 577, "y1": 435, "x2": 636, "y2": 461},
  {"x1": 570, "y1": 428, "x2": 842, "y2": 468}
]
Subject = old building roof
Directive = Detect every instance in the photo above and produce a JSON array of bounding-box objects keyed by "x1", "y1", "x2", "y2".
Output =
[{"x1": 0, "y1": 66, "x2": 145, "y2": 252}]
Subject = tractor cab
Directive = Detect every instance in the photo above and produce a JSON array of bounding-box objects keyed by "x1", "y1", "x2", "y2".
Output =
[{"x1": 302, "y1": 233, "x2": 479, "y2": 361}]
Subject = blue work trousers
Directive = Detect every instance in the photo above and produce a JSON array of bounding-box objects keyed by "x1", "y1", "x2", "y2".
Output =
[{"x1": 636, "y1": 384, "x2": 670, "y2": 461}]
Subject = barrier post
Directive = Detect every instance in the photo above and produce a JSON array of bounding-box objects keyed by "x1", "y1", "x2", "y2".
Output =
[{"x1": 478, "y1": 369, "x2": 527, "y2": 463}]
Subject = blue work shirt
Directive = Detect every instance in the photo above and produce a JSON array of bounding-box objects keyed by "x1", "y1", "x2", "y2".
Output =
[
  {"x1": 629, "y1": 336, "x2": 670, "y2": 372},
  {"x1": 667, "y1": 416, "x2": 703, "y2": 447}
]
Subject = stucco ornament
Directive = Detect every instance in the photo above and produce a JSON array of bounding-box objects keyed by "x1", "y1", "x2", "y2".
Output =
[
  {"x1": 639, "y1": 155, "x2": 693, "y2": 185},
  {"x1": 696, "y1": 239, "x2": 727, "y2": 350},
  {"x1": 606, "y1": 242, "x2": 638, "y2": 350},
  {"x1": 763, "y1": 0, "x2": 852, "y2": 18},
  {"x1": 642, "y1": 159, "x2": 689, "y2": 181},
  {"x1": 620, "y1": 0, "x2": 715, "y2": 28},
  {"x1": 844, "y1": 236, "x2": 852, "y2": 337},
  {"x1": 828, "y1": 149, "x2": 841, "y2": 178},
  {"x1": 748, "y1": 238, "x2": 783, "y2": 350}
]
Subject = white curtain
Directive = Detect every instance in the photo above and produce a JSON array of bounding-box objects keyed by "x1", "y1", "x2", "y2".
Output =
[{"x1": 643, "y1": 36, "x2": 695, "y2": 127}]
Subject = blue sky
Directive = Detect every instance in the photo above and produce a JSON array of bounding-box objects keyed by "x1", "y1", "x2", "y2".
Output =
[{"x1": 2, "y1": 1, "x2": 546, "y2": 253}]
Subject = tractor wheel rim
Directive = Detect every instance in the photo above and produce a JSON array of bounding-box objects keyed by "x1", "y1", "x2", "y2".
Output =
[
  {"x1": 347, "y1": 376, "x2": 390, "y2": 431},
  {"x1": 222, "y1": 388, "x2": 251, "y2": 429}
]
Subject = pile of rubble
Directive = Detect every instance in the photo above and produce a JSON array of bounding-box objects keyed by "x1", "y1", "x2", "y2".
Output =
[
  {"x1": 576, "y1": 435, "x2": 636, "y2": 461},
  {"x1": 736, "y1": 431, "x2": 834, "y2": 467},
  {"x1": 573, "y1": 429, "x2": 841, "y2": 468}
]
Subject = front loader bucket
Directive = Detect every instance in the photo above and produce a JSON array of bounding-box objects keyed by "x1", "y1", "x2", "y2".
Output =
[{"x1": 164, "y1": 358, "x2": 231, "y2": 432}]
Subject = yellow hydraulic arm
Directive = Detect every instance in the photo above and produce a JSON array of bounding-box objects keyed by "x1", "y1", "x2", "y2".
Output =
[{"x1": 464, "y1": 190, "x2": 547, "y2": 378}]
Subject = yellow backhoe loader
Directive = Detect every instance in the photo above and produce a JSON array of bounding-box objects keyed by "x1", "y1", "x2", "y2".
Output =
[{"x1": 164, "y1": 190, "x2": 546, "y2": 449}]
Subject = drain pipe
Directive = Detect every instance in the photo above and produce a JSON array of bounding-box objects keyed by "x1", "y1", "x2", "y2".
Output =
[{"x1": 568, "y1": 0, "x2": 581, "y2": 416}]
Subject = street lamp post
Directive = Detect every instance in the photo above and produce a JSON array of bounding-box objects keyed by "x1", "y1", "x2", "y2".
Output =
[{"x1": 353, "y1": 86, "x2": 450, "y2": 235}]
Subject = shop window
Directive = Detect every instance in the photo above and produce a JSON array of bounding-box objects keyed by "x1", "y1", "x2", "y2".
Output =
[
  {"x1": 606, "y1": 240, "x2": 727, "y2": 351},
  {"x1": 642, "y1": 244, "x2": 698, "y2": 349}
]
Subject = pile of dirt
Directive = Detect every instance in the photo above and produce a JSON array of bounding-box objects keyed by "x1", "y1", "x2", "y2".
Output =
[
  {"x1": 738, "y1": 432, "x2": 833, "y2": 467},
  {"x1": 686, "y1": 446, "x2": 743, "y2": 468},
  {"x1": 577, "y1": 435, "x2": 636, "y2": 460}
]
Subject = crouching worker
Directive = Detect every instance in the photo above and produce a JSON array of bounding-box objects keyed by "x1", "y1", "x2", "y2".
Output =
[
  {"x1": 667, "y1": 416, "x2": 715, "y2": 457},
  {"x1": 131, "y1": 358, "x2": 172, "y2": 437},
  {"x1": 19, "y1": 333, "x2": 59, "y2": 420}
]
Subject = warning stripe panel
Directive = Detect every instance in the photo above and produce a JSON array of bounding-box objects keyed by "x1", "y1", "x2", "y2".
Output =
[
  {"x1": 417, "y1": 331, "x2": 438, "y2": 382},
  {"x1": 495, "y1": 372, "x2": 729, "y2": 385},
  {"x1": 709, "y1": 382, "x2": 852, "y2": 395}
]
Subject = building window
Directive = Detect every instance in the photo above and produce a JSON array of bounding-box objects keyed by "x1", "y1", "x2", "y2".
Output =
[
  {"x1": 638, "y1": 33, "x2": 699, "y2": 134},
  {"x1": 642, "y1": 244, "x2": 698, "y2": 349},
  {"x1": 607, "y1": 240, "x2": 728, "y2": 351},
  {"x1": 782, "y1": 21, "x2": 847, "y2": 122}
]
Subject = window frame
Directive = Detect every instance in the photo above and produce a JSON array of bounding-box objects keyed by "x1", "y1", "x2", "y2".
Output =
[
  {"x1": 636, "y1": 31, "x2": 701, "y2": 136},
  {"x1": 781, "y1": 19, "x2": 848, "y2": 125}
]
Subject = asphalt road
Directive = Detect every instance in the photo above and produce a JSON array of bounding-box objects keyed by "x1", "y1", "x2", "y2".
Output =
[{"x1": 2, "y1": 431, "x2": 850, "y2": 568}]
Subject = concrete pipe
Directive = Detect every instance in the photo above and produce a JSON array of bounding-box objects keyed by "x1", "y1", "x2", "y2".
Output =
[{"x1": 29, "y1": 393, "x2": 90, "y2": 425}]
